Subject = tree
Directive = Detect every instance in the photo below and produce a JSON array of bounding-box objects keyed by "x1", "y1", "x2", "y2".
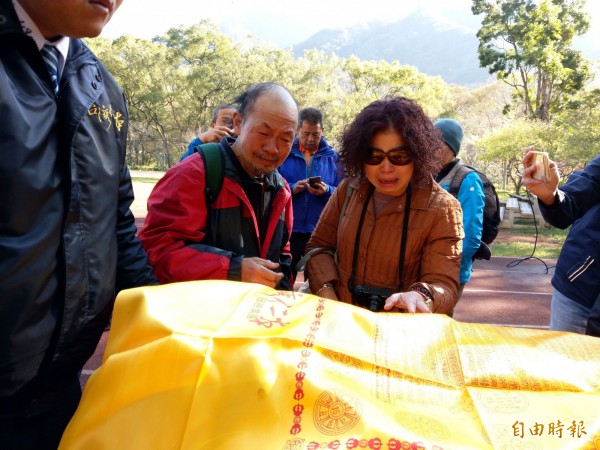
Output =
[
  {"x1": 342, "y1": 57, "x2": 452, "y2": 124},
  {"x1": 86, "y1": 20, "x2": 462, "y2": 170},
  {"x1": 437, "y1": 81, "x2": 514, "y2": 186},
  {"x1": 553, "y1": 87, "x2": 600, "y2": 173},
  {"x1": 155, "y1": 21, "x2": 245, "y2": 136},
  {"x1": 472, "y1": 0, "x2": 592, "y2": 121},
  {"x1": 86, "y1": 36, "x2": 182, "y2": 168},
  {"x1": 476, "y1": 118, "x2": 555, "y2": 193}
]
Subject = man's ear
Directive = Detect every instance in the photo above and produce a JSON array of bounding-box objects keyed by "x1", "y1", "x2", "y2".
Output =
[{"x1": 232, "y1": 112, "x2": 242, "y2": 135}]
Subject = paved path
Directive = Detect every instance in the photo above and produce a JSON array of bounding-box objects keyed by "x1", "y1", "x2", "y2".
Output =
[
  {"x1": 454, "y1": 256, "x2": 554, "y2": 329},
  {"x1": 130, "y1": 171, "x2": 163, "y2": 219}
]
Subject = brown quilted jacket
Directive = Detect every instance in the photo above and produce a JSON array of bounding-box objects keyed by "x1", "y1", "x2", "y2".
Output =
[{"x1": 305, "y1": 177, "x2": 463, "y2": 314}]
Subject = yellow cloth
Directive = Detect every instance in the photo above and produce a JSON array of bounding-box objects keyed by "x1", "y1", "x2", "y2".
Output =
[{"x1": 60, "y1": 281, "x2": 600, "y2": 449}]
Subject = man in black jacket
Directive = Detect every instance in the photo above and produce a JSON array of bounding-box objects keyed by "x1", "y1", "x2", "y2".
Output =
[
  {"x1": 522, "y1": 149, "x2": 600, "y2": 338},
  {"x1": 0, "y1": 1, "x2": 158, "y2": 448}
]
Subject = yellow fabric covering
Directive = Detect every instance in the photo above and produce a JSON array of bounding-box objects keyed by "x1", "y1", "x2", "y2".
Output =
[{"x1": 60, "y1": 280, "x2": 600, "y2": 449}]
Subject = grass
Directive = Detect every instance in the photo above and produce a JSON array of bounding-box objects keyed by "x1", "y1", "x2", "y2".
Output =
[
  {"x1": 492, "y1": 241, "x2": 560, "y2": 259},
  {"x1": 131, "y1": 176, "x2": 162, "y2": 183},
  {"x1": 492, "y1": 189, "x2": 568, "y2": 259},
  {"x1": 490, "y1": 225, "x2": 568, "y2": 259}
]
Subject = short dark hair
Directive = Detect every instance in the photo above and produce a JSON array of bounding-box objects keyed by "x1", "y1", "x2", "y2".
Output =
[
  {"x1": 233, "y1": 82, "x2": 294, "y2": 116},
  {"x1": 298, "y1": 107, "x2": 323, "y2": 129},
  {"x1": 338, "y1": 96, "x2": 443, "y2": 186},
  {"x1": 211, "y1": 104, "x2": 236, "y2": 123}
]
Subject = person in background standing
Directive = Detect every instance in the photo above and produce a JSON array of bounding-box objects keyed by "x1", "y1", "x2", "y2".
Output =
[
  {"x1": 434, "y1": 119, "x2": 485, "y2": 306},
  {"x1": 0, "y1": 1, "x2": 158, "y2": 448},
  {"x1": 180, "y1": 104, "x2": 237, "y2": 161},
  {"x1": 278, "y1": 107, "x2": 342, "y2": 280}
]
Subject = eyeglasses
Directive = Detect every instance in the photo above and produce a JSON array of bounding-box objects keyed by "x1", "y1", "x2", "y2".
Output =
[{"x1": 365, "y1": 147, "x2": 412, "y2": 166}]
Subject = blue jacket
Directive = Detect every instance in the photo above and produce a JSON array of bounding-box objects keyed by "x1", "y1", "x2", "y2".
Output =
[
  {"x1": 539, "y1": 155, "x2": 600, "y2": 308},
  {"x1": 277, "y1": 136, "x2": 342, "y2": 234},
  {"x1": 437, "y1": 162, "x2": 485, "y2": 284},
  {"x1": 180, "y1": 137, "x2": 203, "y2": 161}
]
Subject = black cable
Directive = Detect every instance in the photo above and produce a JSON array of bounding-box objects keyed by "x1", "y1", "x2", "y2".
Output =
[{"x1": 505, "y1": 190, "x2": 555, "y2": 274}]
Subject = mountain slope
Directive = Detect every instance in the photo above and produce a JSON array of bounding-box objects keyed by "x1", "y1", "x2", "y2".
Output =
[{"x1": 293, "y1": 12, "x2": 600, "y2": 86}]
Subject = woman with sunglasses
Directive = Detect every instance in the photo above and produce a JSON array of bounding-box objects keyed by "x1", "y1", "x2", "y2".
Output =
[{"x1": 304, "y1": 96, "x2": 463, "y2": 314}]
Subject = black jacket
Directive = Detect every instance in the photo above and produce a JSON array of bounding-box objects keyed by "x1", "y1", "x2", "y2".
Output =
[{"x1": 0, "y1": 0, "x2": 157, "y2": 412}]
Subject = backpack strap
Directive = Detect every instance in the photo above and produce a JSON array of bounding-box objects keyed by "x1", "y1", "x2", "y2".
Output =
[
  {"x1": 198, "y1": 143, "x2": 224, "y2": 205},
  {"x1": 448, "y1": 164, "x2": 473, "y2": 198}
]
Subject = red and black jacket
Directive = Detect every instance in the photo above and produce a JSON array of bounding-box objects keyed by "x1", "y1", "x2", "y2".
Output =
[{"x1": 139, "y1": 139, "x2": 294, "y2": 290}]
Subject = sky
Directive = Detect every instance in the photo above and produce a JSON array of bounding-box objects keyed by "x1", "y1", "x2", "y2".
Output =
[{"x1": 102, "y1": 0, "x2": 600, "y2": 50}]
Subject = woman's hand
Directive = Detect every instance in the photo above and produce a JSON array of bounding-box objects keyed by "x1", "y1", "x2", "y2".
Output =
[{"x1": 383, "y1": 291, "x2": 432, "y2": 314}]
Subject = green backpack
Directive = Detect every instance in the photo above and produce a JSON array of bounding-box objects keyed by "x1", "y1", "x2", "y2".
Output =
[{"x1": 196, "y1": 143, "x2": 224, "y2": 205}]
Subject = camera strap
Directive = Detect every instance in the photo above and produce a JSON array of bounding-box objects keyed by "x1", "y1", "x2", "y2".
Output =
[{"x1": 347, "y1": 182, "x2": 412, "y2": 293}]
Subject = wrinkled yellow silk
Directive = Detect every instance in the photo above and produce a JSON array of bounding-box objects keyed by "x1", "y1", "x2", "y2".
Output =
[{"x1": 60, "y1": 281, "x2": 600, "y2": 450}]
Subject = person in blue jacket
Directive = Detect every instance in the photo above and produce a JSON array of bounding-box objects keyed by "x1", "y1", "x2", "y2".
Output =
[
  {"x1": 434, "y1": 119, "x2": 485, "y2": 305},
  {"x1": 523, "y1": 150, "x2": 600, "y2": 337},
  {"x1": 180, "y1": 104, "x2": 236, "y2": 161},
  {"x1": 278, "y1": 108, "x2": 342, "y2": 280}
]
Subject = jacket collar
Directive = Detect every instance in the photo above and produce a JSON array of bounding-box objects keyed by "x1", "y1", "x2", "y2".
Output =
[
  {"x1": 435, "y1": 158, "x2": 460, "y2": 183},
  {"x1": 291, "y1": 135, "x2": 333, "y2": 156}
]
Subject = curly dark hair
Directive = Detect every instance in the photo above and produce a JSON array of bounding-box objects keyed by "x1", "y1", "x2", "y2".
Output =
[{"x1": 338, "y1": 96, "x2": 443, "y2": 186}]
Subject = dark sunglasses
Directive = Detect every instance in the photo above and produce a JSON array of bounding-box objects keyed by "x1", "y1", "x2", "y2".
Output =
[{"x1": 365, "y1": 147, "x2": 412, "y2": 166}]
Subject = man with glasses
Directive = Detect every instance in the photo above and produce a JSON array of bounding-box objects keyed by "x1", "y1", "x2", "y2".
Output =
[
  {"x1": 434, "y1": 119, "x2": 485, "y2": 305},
  {"x1": 278, "y1": 108, "x2": 342, "y2": 281}
]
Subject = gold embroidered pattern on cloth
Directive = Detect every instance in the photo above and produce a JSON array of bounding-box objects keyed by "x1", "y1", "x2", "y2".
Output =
[{"x1": 59, "y1": 280, "x2": 600, "y2": 450}]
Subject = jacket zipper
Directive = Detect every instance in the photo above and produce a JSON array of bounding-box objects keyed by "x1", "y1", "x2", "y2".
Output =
[{"x1": 59, "y1": 48, "x2": 94, "y2": 96}]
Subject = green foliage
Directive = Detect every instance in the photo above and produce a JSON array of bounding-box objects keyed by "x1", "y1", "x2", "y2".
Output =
[
  {"x1": 131, "y1": 176, "x2": 163, "y2": 183},
  {"x1": 86, "y1": 22, "x2": 455, "y2": 167},
  {"x1": 475, "y1": 88, "x2": 600, "y2": 192},
  {"x1": 552, "y1": 88, "x2": 600, "y2": 175},
  {"x1": 472, "y1": 0, "x2": 592, "y2": 121},
  {"x1": 87, "y1": 17, "x2": 599, "y2": 173},
  {"x1": 475, "y1": 118, "x2": 545, "y2": 193},
  {"x1": 491, "y1": 241, "x2": 560, "y2": 258}
]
